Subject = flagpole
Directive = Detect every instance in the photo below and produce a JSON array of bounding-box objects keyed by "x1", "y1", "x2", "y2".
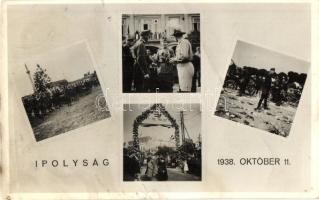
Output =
[
  {"x1": 180, "y1": 111, "x2": 185, "y2": 144},
  {"x1": 25, "y1": 64, "x2": 35, "y2": 93}
]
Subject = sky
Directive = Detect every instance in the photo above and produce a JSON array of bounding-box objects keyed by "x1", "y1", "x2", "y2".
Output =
[
  {"x1": 14, "y1": 42, "x2": 96, "y2": 97},
  {"x1": 123, "y1": 104, "x2": 201, "y2": 148},
  {"x1": 232, "y1": 40, "x2": 310, "y2": 74}
]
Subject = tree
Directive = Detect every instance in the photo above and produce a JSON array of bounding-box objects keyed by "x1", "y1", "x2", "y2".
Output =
[
  {"x1": 298, "y1": 73, "x2": 307, "y2": 87},
  {"x1": 187, "y1": 30, "x2": 200, "y2": 52},
  {"x1": 227, "y1": 62, "x2": 237, "y2": 76},
  {"x1": 287, "y1": 71, "x2": 298, "y2": 84},
  {"x1": 257, "y1": 69, "x2": 268, "y2": 76},
  {"x1": 33, "y1": 64, "x2": 51, "y2": 93},
  {"x1": 243, "y1": 66, "x2": 258, "y2": 76},
  {"x1": 179, "y1": 139, "x2": 195, "y2": 155},
  {"x1": 156, "y1": 145, "x2": 174, "y2": 156},
  {"x1": 278, "y1": 72, "x2": 288, "y2": 79}
]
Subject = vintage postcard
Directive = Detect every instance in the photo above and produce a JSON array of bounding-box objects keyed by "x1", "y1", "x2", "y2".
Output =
[{"x1": 1, "y1": 1, "x2": 317, "y2": 200}]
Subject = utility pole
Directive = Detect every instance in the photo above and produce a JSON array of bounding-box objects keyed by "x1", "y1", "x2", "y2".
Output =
[
  {"x1": 180, "y1": 111, "x2": 185, "y2": 144},
  {"x1": 25, "y1": 64, "x2": 35, "y2": 93}
]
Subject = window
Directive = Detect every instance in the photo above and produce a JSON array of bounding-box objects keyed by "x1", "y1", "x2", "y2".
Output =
[
  {"x1": 122, "y1": 18, "x2": 128, "y2": 36},
  {"x1": 143, "y1": 24, "x2": 148, "y2": 30},
  {"x1": 192, "y1": 16, "x2": 200, "y2": 32}
]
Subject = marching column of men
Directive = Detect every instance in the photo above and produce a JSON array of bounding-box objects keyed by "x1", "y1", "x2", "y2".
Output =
[
  {"x1": 22, "y1": 78, "x2": 99, "y2": 121},
  {"x1": 122, "y1": 29, "x2": 200, "y2": 93}
]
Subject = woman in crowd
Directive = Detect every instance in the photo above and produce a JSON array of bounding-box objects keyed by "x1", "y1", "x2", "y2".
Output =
[
  {"x1": 170, "y1": 29, "x2": 194, "y2": 92},
  {"x1": 183, "y1": 158, "x2": 189, "y2": 174},
  {"x1": 144, "y1": 156, "x2": 155, "y2": 181},
  {"x1": 156, "y1": 154, "x2": 168, "y2": 181}
]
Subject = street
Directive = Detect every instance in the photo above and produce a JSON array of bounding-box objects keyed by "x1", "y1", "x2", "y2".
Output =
[
  {"x1": 166, "y1": 167, "x2": 201, "y2": 181},
  {"x1": 140, "y1": 166, "x2": 201, "y2": 181}
]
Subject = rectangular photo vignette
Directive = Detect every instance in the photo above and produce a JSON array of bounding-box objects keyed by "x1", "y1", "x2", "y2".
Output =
[
  {"x1": 20, "y1": 42, "x2": 111, "y2": 142},
  {"x1": 215, "y1": 40, "x2": 309, "y2": 137},
  {"x1": 123, "y1": 103, "x2": 201, "y2": 181},
  {"x1": 122, "y1": 13, "x2": 201, "y2": 93}
]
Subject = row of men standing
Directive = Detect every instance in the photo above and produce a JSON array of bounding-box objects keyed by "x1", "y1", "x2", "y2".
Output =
[{"x1": 122, "y1": 29, "x2": 201, "y2": 93}]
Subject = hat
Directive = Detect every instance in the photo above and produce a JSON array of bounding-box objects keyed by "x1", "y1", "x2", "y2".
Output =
[
  {"x1": 172, "y1": 29, "x2": 186, "y2": 37},
  {"x1": 270, "y1": 68, "x2": 276, "y2": 71},
  {"x1": 140, "y1": 30, "x2": 151, "y2": 37}
]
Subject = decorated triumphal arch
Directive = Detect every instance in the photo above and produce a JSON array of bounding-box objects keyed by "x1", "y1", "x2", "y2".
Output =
[{"x1": 132, "y1": 104, "x2": 180, "y2": 150}]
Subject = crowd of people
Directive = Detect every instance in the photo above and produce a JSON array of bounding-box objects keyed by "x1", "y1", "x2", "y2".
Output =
[
  {"x1": 123, "y1": 145, "x2": 201, "y2": 181},
  {"x1": 22, "y1": 73, "x2": 99, "y2": 121},
  {"x1": 122, "y1": 29, "x2": 201, "y2": 93},
  {"x1": 223, "y1": 61, "x2": 307, "y2": 110}
]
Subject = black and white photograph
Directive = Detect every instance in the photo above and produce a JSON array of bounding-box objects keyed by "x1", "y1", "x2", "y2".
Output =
[
  {"x1": 122, "y1": 14, "x2": 201, "y2": 93},
  {"x1": 215, "y1": 40, "x2": 309, "y2": 137},
  {"x1": 20, "y1": 42, "x2": 110, "y2": 142},
  {"x1": 123, "y1": 104, "x2": 201, "y2": 181}
]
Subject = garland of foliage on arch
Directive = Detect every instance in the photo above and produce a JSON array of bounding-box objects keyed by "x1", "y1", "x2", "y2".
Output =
[{"x1": 132, "y1": 104, "x2": 180, "y2": 150}]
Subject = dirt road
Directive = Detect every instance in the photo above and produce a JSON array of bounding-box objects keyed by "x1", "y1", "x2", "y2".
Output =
[
  {"x1": 215, "y1": 88, "x2": 297, "y2": 137},
  {"x1": 33, "y1": 86, "x2": 110, "y2": 141}
]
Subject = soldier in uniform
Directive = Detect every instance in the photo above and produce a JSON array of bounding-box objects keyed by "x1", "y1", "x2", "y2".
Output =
[
  {"x1": 122, "y1": 36, "x2": 135, "y2": 92},
  {"x1": 255, "y1": 68, "x2": 276, "y2": 110},
  {"x1": 131, "y1": 30, "x2": 151, "y2": 93},
  {"x1": 192, "y1": 46, "x2": 201, "y2": 92},
  {"x1": 146, "y1": 49, "x2": 158, "y2": 92},
  {"x1": 272, "y1": 75, "x2": 281, "y2": 105}
]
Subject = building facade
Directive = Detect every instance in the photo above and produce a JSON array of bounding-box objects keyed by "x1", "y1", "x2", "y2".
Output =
[{"x1": 122, "y1": 14, "x2": 200, "y2": 42}]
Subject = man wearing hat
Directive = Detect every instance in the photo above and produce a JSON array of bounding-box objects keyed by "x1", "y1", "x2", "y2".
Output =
[
  {"x1": 131, "y1": 30, "x2": 151, "y2": 92},
  {"x1": 255, "y1": 68, "x2": 276, "y2": 110},
  {"x1": 170, "y1": 29, "x2": 194, "y2": 92},
  {"x1": 122, "y1": 36, "x2": 135, "y2": 92}
]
